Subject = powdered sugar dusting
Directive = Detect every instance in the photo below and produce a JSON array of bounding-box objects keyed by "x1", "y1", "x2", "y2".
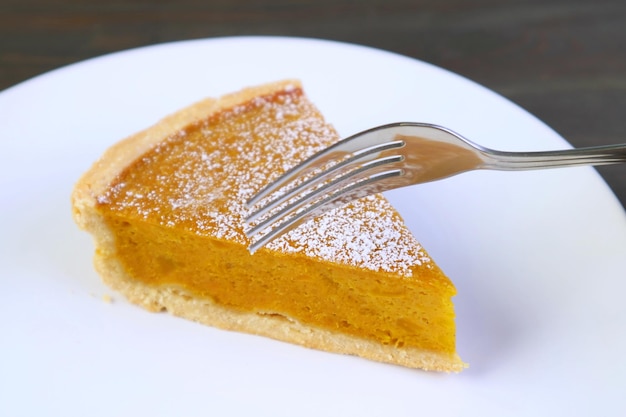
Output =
[
  {"x1": 268, "y1": 195, "x2": 431, "y2": 274},
  {"x1": 98, "y1": 85, "x2": 431, "y2": 276}
]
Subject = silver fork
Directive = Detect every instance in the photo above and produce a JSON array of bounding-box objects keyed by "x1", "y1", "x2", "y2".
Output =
[{"x1": 244, "y1": 122, "x2": 626, "y2": 253}]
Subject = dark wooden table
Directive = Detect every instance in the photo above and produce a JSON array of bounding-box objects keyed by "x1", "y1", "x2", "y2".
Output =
[{"x1": 2, "y1": 0, "x2": 625, "y2": 208}]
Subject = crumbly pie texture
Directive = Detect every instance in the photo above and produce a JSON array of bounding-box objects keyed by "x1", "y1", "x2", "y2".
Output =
[{"x1": 72, "y1": 80, "x2": 466, "y2": 372}]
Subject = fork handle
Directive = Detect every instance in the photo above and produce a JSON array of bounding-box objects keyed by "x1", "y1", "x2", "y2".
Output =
[{"x1": 481, "y1": 143, "x2": 626, "y2": 170}]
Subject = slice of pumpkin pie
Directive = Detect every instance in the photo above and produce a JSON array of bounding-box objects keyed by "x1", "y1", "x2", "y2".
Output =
[{"x1": 71, "y1": 80, "x2": 465, "y2": 372}]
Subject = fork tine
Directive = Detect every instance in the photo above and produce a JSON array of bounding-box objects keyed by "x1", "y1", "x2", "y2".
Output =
[
  {"x1": 246, "y1": 140, "x2": 405, "y2": 224},
  {"x1": 245, "y1": 154, "x2": 404, "y2": 238},
  {"x1": 245, "y1": 124, "x2": 407, "y2": 208},
  {"x1": 247, "y1": 169, "x2": 406, "y2": 253}
]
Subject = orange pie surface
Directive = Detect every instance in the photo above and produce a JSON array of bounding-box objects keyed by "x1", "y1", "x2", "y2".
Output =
[{"x1": 72, "y1": 80, "x2": 465, "y2": 372}]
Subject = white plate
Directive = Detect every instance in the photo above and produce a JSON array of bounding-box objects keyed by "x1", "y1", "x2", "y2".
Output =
[{"x1": 1, "y1": 36, "x2": 625, "y2": 417}]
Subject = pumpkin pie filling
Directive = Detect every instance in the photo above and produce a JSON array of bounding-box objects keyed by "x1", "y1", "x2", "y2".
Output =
[
  {"x1": 76, "y1": 81, "x2": 464, "y2": 371},
  {"x1": 102, "y1": 215, "x2": 457, "y2": 351}
]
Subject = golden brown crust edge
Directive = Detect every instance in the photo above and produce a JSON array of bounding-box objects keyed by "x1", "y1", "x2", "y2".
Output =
[{"x1": 71, "y1": 80, "x2": 466, "y2": 373}]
